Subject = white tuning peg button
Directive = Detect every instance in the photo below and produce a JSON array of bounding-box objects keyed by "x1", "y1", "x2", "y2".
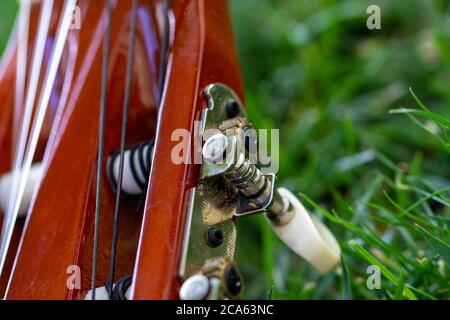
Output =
[
  {"x1": 0, "y1": 163, "x2": 43, "y2": 216},
  {"x1": 266, "y1": 188, "x2": 341, "y2": 275}
]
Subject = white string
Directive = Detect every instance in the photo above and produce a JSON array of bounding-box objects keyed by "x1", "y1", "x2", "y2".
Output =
[
  {"x1": 0, "y1": 0, "x2": 31, "y2": 274},
  {"x1": 13, "y1": 0, "x2": 31, "y2": 155},
  {"x1": 0, "y1": 0, "x2": 53, "y2": 275},
  {"x1": 0, "y1": 0, "x2": 76, "y2": 288},
  {"x1": 1, "y1": 0, "x2": 54, "y2": 249},
  {"x1": 14, "y1": 0, "x2": 54, "y2": 168}
]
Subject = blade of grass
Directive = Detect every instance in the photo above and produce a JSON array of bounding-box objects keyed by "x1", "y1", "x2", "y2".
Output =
[
  {"x1": 394, "y1": 272, "x2": 406, "y2": 300},
  {"x1": 389, "y1": 108, "x2": 450, "y2": 128},
  {"x1": 341, "y1": 255, "x2": 352, "y2": 300},
  {"x1": 349, "y1": 240, "x2": 418, "y2": 300},
  {"x1": 416, "y1": 224, "x2": 450, "y2": 267}
]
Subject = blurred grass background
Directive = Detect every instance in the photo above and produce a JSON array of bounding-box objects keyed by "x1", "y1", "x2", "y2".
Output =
[
  {"x1": 0, "y1": 0, "x2": 449, "y2": 300},
  {"x1": 0, "y1": 0, "x2": 17, "y2": 55},
  {"x1": 230, "y1": 0, "x2": 450, "y2": 299}
]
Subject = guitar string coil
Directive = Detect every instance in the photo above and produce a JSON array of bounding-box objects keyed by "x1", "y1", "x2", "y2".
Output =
[{"x1": 107, "y1": 139, "x2": 155, "y2": 198}]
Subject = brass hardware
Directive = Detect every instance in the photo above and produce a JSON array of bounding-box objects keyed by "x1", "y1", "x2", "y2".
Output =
[
  {"x1": 179, "y1": 83, "x2": 341, "y2": 299},
  {"x1": 180, "y1": 83, "x2": 290, "y2": 293},
  {"x1": 179, "y1": 84, "x2": 245, "y2": 280}
]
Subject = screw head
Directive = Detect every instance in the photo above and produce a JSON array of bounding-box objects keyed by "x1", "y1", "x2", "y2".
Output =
[
  {"x1": 179, "y1": 274, "x2": 210, "y2": 300},
  {"x1": 224, "y1": 266, "x2": 242, "y2": 296},
  {"x1": 225, "y1": 99, "x2": 240, "y2": 118},
  {"x1": 203, "y1": 133, "x2": 229, "y2": 164},
  {"x1": 206, "y1": 228, "x2": 224, "y2": 248}
]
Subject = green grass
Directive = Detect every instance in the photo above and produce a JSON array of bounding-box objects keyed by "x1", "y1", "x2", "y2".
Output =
[
  {"x1": 0, "y1": 0, "x2": 17, "y2": 56},
  {"x1": 0, "y1": 0, "x2": 448, "y2": 300},
  {"x1": 230, "y1": 0, "x2": 450, "y2": 299}
]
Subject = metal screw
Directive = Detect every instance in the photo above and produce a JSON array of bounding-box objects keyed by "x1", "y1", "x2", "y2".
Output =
[
  {"x1": 203, "y1": 133, "x2": 229, "y2": 164},
  {"x1": 179, "y1": 274, "x2": 210, "y2": 300},
  {"x1": 225, "y1": 99, "x2": 240, "y2": 118},
  {"x1": 206, "y1": 228, "x2": 224, "y2": 248},
  {"x1": 224, "y1": 266, "x2": 242, "y2": 296}
]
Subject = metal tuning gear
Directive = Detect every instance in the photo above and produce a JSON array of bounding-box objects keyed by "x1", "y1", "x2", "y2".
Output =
[
  {"x1": 179, "y1": 83, "x2": 341, "y2": 300},
  {"x1": 202, "y1": 131, "x2": 341, "y2": 274}
]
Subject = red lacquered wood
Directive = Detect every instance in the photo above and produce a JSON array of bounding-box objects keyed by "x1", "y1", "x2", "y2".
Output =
[
  {"x1": 0, "y1": 38, "x2": 17, "y2": 297},
  {"x1": 0, "y1": 40, "x2": 16, "y2": 179},
  {"x1": 131, "y1": 0, "x2": 243, "y2": 299},
  {"x1": 7, "y1": 0, "x2": 162, "y2": 299}
]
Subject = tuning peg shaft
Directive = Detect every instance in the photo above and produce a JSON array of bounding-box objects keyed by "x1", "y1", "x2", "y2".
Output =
[
  {"x1": 0, "y1": 163, "x2": 43, "y2": 216},
  {"x1": 267, "y1": 188, "x2": 340, "y2": 274}
]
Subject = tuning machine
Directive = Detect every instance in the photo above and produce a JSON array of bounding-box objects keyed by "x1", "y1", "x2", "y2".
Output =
[
  {"x1": 179, "y1": 83, "x2": 341, "y2": 299},
  {"x1": 201, "y1": 130, "x2": 341, "y2": 274}
]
